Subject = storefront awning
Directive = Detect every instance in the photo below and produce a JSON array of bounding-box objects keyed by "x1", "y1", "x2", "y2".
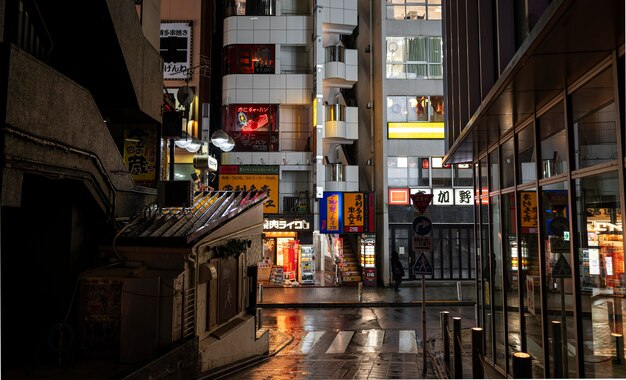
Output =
[{"x1": 444, "y1": 0, "x2": 624, "y2": 164}]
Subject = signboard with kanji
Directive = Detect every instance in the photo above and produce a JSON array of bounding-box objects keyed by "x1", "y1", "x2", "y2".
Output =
[
  {"x1": 160, "y1": 21, "x2": 192, "y2": 80},
  {"x1": 218, "y1": 165, "x2": 279, "y2": 213},
  {"x1": 320, "y1": 192, "x2": 342, "y2": 234},
  {"x1": 413, "y1": 236, "x2": 433, "y2": 251}
]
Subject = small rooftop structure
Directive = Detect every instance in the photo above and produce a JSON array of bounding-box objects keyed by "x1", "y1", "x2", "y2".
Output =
[{"x1": 120, "y1": 190, "x2": 268, "y2": 246}]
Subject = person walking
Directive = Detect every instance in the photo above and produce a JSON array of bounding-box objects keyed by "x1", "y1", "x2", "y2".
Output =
[{"x1": 391, "y1": 250, "x2": 404, "y2": 291}]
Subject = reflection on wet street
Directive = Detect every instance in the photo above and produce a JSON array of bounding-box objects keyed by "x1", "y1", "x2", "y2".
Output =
[{"x1": 225, "y1": 306, "x2": 476, "y2": 379}]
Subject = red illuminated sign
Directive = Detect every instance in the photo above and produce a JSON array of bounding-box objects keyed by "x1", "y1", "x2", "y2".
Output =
[
  {"x1": 388, "y1": 188, "x2": 410, "y2": 205},
  {"x1": 223, "y1": 104, "x2": 279, "y2": 152}
]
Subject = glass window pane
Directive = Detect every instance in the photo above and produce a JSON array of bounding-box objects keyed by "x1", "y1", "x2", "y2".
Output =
[
  {"x1": 407, "y1": 37, "x2": 426, "y2": 62},
  {"x1": 427, "y1": 2, "x2": 442, "y2": 20},
  {"x1": 406, "y1": 5, "x2": 426, "y2": 19},
  {"x1": 501, "y1": 138, "x2": 515, "y2": 188},
  {"x1": 428, "y1": 37, "x2": 442, "y2": 63},
  {"x1": 491, "y1": 195, "x2": 506, "y2": 366},
  {"x1": 432, "y1": 166, "x2": 452, "y2": 187},
  {"x1": 480, "y1": 195, "x2": 492, "y2": 359},
  {"x1": 519, "y1": 189, "x2": 544, "y2": 377},
  {"x1": 386, "y1": 63, "x2": 407, "y2": 79},
  {"x1": 539, "y1": 101, "x2": 567, "y2": 178},
  {"x1": 480, "y1": 157, "x2": 489, "y2": 193},
  {"x1": 387, "y1": 96, "x2": 407, "y2": 122},
  {"x1": 387, "y1": 157, "x2": 408, "y2": 186},
  {"x1": 575, "y1": 171, "x2": 624, "y2": 377},
  {"x1": 386, "y1": 37, "x2": 405, "y2": 63},
  {"x1": 571, "y1": 67, "x2": 617, "y2": 169},
  {"x1": 543, "y1": 181, "x2": 577, "y2": 378},
  {"x1": 407, "y1": 157, "x2": 425, "y2": 186},
  {"x1": 431, "y1": 96, "x2": 444, "y2": 121},
  {"x1": 387, "y1": 5, "x2": 406, "y2": 20},
  {"x1": 502, "y1": 192, "x2": 520, "y2": 375},
  {"x1": 517, "y1": 125, "x2": 536, "y2": 184},
  {"x1": 453, "y1": 164, "x2": 473, "y2": 187},
  {"x1": 489, "y1": 149, "x2": 500, "y2": 191}
]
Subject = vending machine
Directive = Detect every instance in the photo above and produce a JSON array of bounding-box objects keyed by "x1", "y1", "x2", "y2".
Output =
[
  {"x1": 299, "y1": 245, "x2": 315, "y2": 284},
  {"x1": 360, "y1": 234, "x2": 376, "y2": 286}
]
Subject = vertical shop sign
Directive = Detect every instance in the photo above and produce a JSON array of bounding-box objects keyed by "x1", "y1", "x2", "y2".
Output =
[
  {"x1": 520, "y1": 191, "x2": 538, "y2": 229},
  {"x1": 320, "y1": 192, "x2": 342, "y2": 234},
  {"x1": 124, "y1": 126, "x2": 157, "y2": 187},
  {"x1": 343, "y1": 192, "x2": 365, "y2": 233},
  {"x1": 160, "y1": 22, "x2": 192, "y2": 80}
]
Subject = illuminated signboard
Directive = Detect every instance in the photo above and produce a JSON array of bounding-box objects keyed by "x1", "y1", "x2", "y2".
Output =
[
  {"x1": 343, "y1": 192, "x2": 375, "y2": 233},
  {"x1": 124, "y1": 126, "x2": 157, "y2": 187},
  {"x1": 160, "y1": 21, "x2": 192, "y2": 80},
  {"x1": 264, "y1": 215, "x2": 313, "y2": 231},
  {"x1": 218, "y1": 165, "x2": 279, "y2": 213},
  {"x1": 224, "y1": 104, "x2": 278, "y2": 152},
  {"x1": 388, "y1": 188, "x2": 410, "y2": 205},
  {"x1": 387, "y1": 122, "x2": 445, "y2": 139},
  {"x1": 320, "y1": 192, "x2": 342, "y2": 234}
]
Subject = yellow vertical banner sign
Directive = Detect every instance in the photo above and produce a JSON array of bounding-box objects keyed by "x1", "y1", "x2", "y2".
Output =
[
  {"x1": 124, "y1": 126, "x2": 157, "y2": 187},
  {"x1": 327, "y1": 193, "x2": 340, "y2": 232},
  {"x1": 520, "y1": 191, "x2": 538, "y2": 228},
  {"x1": 343, "y1": 192, "x2": 365, "y2": 232}
]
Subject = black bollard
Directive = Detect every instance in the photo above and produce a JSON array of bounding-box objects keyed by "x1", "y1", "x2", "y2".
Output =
[
  {"x1": 613, "y1": 333, "x2": 624, "y2": 364},
  {"x1": 471, "y1": 327, "x2": 484, "y2": 379},
  {"x1": 441, "y1": 311, "x2": 450, "y2": 365},
  {"x1": 512, "y1": 352, "x2": 532, "y2": 378},
  {"x1": 552, "y1": 321, "x2": 563, "y2": 378},
  {"x1": 453, "y1": 317, "x2": 462, "y2": 379}
]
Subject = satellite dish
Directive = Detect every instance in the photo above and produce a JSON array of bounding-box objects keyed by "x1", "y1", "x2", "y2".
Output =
[{"x1": 176, "y1": 86, "x2": 195, "y2": 108}]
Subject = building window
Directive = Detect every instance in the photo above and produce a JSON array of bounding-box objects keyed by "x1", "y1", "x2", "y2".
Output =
[
  {"x1": 571, "y1": 67, "x2": 617, "y2": 170},
  {"x1": 224, "y1": 44, "x2": 275, "y2": 75},
  {"x1": 386, "y1": 0, "x2": 442, "y2": 20},
  {"x1": 517, "y1": 124, "x2": 536, "y2": 184},
  {"x1": 387, "y1": 95, "x2": 444, "y2": 122},
  {"x1": 431, "y1": 157, "x2": 451, "y2": 187},
  {"x1": 386, "y1": 36, "x2": 443, "y2": 79},
  {"x1": 387, "y1": 156, "x2": 429, "y2": 187},
  {"x1": 225, "y1": 0, "x2": 275, "y2": 17}
]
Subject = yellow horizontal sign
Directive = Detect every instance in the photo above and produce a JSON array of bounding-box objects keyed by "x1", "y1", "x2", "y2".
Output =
[{"x1": 388, "y1": 122, "x2": 444, "y2": 139}]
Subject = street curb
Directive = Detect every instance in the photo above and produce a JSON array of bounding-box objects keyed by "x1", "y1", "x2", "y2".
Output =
[{"x1": 258, "y1": 301, "x2": 476, "y2": 308}]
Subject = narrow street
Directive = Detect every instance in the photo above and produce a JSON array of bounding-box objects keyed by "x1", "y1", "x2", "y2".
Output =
[{"x1": 224, "y1": 306, "x2": 476, "y2": 379}]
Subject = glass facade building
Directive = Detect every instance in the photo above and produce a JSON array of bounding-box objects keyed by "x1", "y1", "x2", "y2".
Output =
[{"x1": 443, "y1": 0, "x2": 624, "y2": 377}]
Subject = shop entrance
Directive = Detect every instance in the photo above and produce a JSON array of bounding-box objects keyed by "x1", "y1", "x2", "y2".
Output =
[
  {"x1": 390, "y1": 224, "x2": 475, "y2": 281},
  {"x1": 390, "y1": 225, "x2": 413, "y2": 280}
]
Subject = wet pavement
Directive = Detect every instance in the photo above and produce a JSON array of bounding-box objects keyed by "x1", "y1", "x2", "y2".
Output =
[{"x1": 204, "y1": 284, "x2": 505, "y2": 379}]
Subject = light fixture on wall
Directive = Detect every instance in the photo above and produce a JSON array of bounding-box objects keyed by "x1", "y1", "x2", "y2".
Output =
[{"x1": 211, "y1": 129, "x2": 229, "y2": 146}]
